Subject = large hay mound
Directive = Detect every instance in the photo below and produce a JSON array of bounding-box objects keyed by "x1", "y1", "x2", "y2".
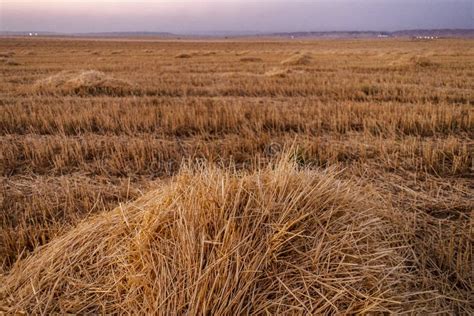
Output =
[
  {"x1": 34, "y1": 70, "x2": 133, "y2": 95},
  {"x1": 281, "y1": 53, "x2": 313, "y2": 66},
  {"x1": 1, "y1": 161, "x2": 471, "y2": 314}
]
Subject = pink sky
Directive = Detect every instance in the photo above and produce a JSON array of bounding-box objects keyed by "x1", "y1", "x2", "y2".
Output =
[{"x1": 1, "y1": 0, "x2": 472, "y2": 34}]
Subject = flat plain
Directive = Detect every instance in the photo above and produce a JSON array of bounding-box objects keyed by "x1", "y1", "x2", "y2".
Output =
[{"x1": 0, "y1": 37, "x2": 472, "y2": 314}]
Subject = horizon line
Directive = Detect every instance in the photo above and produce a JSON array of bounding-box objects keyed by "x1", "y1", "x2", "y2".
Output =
[{"x1": 1, "y1": 27, "x2": 473, "y2": 35}]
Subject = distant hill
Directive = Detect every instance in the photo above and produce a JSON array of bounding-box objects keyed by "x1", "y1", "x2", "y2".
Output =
[
  {"x1": 268, "y1": 31, "x2": 384, "y2": 38},
  {"x1": 1, "y1": 29, "x2": 473, "y2": 39},
  {"x1": 0, "y1": 31, "x2": 176, "y2": 38},
  {"x1": 391, "y1": 29, "x2": 474, "y2": 38},
  {"x1": 268, "y1": 29, "x2": 474, "y2": 39},
  {"x1": 72, "y1": 32, "x2": 176, "y2": 38},
  {"x1": 0, "y1": 31, "x2": 59, "y2": 36}
]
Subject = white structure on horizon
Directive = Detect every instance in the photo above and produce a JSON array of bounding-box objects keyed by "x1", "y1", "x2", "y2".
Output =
[{"x1": 416, "y1": 36, "x2": 438, "y2": 40}]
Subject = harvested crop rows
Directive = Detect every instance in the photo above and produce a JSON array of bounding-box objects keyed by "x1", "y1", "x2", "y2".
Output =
[{"x1": 0, "y1": 37, "x2": 473, "y2": 314}]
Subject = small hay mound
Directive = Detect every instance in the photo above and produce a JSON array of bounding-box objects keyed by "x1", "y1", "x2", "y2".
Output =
[
  {"x1": 175, "y1": 53, "x2": 192, "y2": 58},
  {"x1": 6, "y1": 59, "x2": 20, "y2": 66},
  {"x1": 201, "y1": 51, "x2": 217, "y2": 56},
  {"x1": 410, "y1": 56, "x2": 439, "y2": 68},
  {"x1": 236, "y1": 50, "x2": 250, "y2": 56},
  {"x1": 34, "y1": 70, "x2": 132, "y2": 95},
  {"x1": 265, "y1": 68, "x2": 292, "y2": 78},
  {"x1": 2, "y1": 59, "x2": 20, "y2": 66},
  {"x1": 389, "y1": 55, "x2": 439, "y2": 68},
  {"x1": 240, "y1": 57, "x2": 263, "y2": 62},
  {"x1": 281, "y1": 53, "x2": 313, "y2": 66},
  {"x1": 0, "y1": 52, "x2": 14, "y2": 58},
  {"x1": 1, "y1": 160, "x2": 462, "y2": 314}
]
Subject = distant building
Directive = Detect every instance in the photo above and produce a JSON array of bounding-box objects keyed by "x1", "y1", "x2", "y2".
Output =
[{"x1": 415, "y1": 36, "x2": 438, "y2": 40}]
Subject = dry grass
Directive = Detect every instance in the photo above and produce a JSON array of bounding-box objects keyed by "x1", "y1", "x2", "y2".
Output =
[
  {"x1": 2, "y1": 159, "x2": 471, "y2": 314},
  {"x1": 0, "y1": 37, "x2": 472, "y2": 314}
]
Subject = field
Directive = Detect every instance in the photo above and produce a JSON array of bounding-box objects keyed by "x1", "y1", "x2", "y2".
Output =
[{"x1": 0, "y1": 37, "x2": 473, "y2": 313}]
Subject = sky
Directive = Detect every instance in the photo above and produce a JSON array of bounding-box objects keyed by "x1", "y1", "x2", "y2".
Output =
[{"x1": 1, "y1": 0, "x2": 472, "y2": 34}]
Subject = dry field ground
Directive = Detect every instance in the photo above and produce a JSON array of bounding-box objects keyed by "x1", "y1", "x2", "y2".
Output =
[{"x1": 0, "y1": 37, "x2": 473, "y2": 313}]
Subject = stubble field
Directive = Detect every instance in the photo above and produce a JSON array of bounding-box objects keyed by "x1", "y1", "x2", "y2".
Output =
[{"x1": 0, "y1": 37, "x2": 472, "y2": 314}]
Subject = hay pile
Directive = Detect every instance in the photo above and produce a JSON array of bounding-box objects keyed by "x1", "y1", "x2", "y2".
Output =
[
  {"x1": 201, "y1": 51, "x2": 217, "y2": 56},
  {"x1": 389, "y1": 55, "x2": 439, "y2": 68},
  {"x1": 236, "y1": 50, "x2": 250, "y2": 56},
  {"x1": 1, "y1": 160, "x2": 471, "y2": 314},
  {"x1": 410, "y1": 56, "x2": 439, "y2": 68},
  {"x1": 34, "y1": 70, "x2": 132, "y2": 95},
  {"x1": 175, "y1": 53, "x2": 192, "y2": 58},
  {"x1": 265, "y1": 68, "x2": 292, "y2": 78},
  {"x1": 281, "y1": 53, "x2": 313, "y2": 66},
  {"x1": 1, "y1": 58, "x2": 20, "y2": 66},
  {"x1": 5, "y1": 59, "x2": 20, "y2": 66},
  {"x1": 0, "y1": 52, "x2": 14, "y2": 58},
  {"x1": 240, "y1": 57, "x2": 263, "y2": 62}
]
